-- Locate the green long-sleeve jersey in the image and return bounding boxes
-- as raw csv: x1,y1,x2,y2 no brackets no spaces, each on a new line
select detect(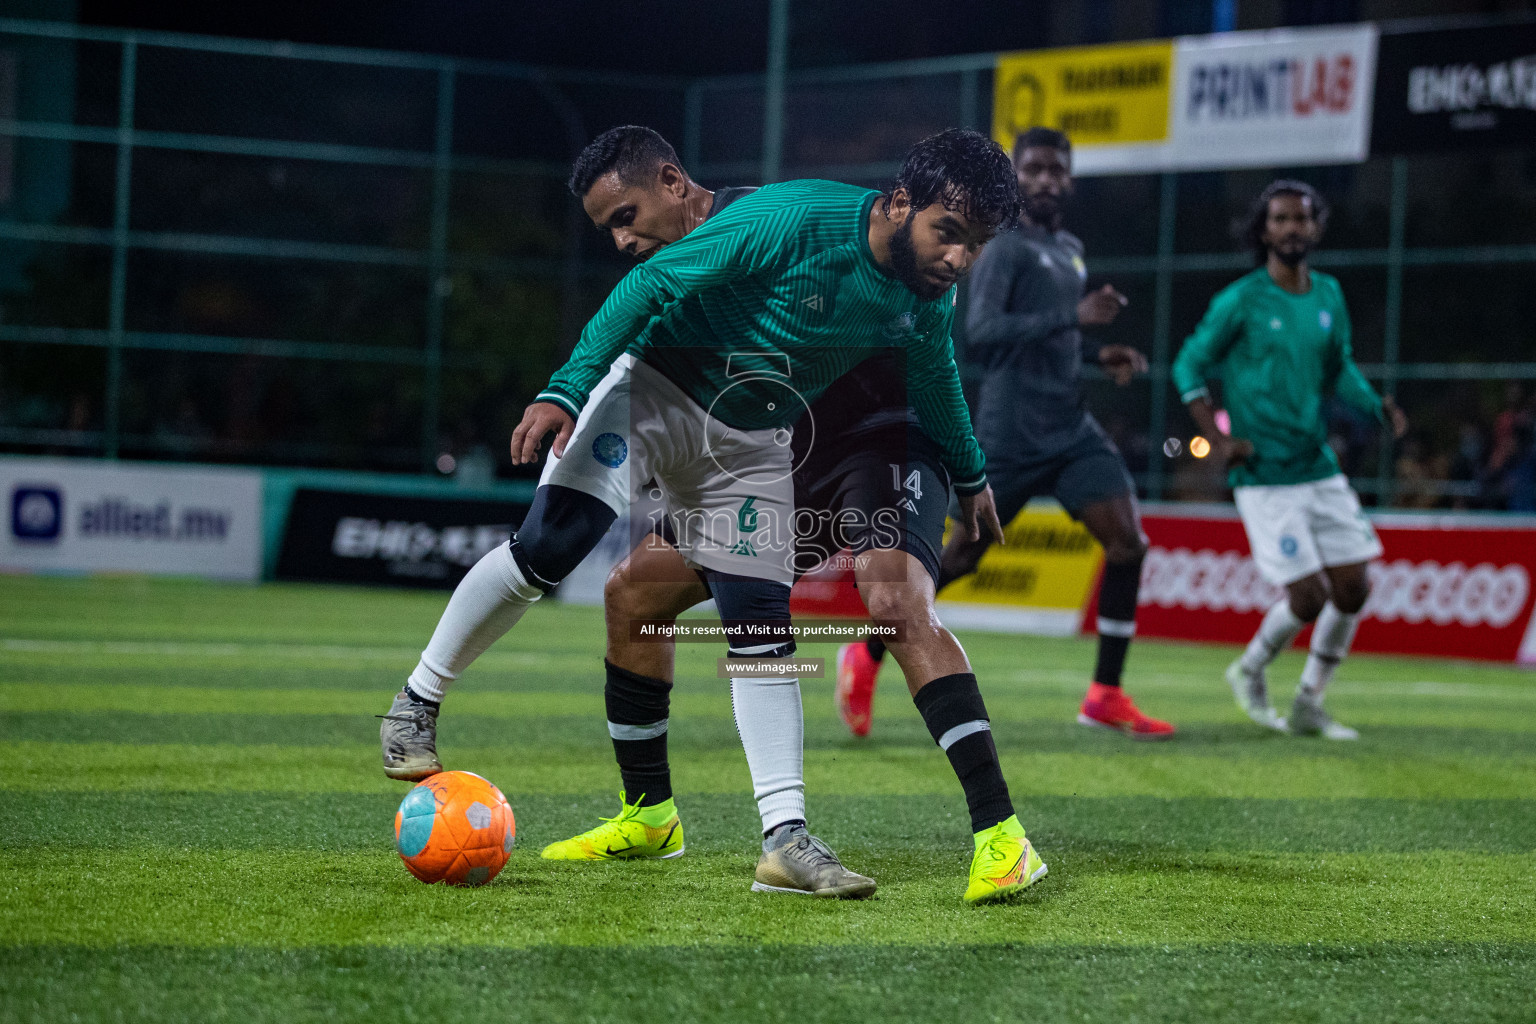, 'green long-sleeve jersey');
1172,267,1385,488
536,179,987,492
